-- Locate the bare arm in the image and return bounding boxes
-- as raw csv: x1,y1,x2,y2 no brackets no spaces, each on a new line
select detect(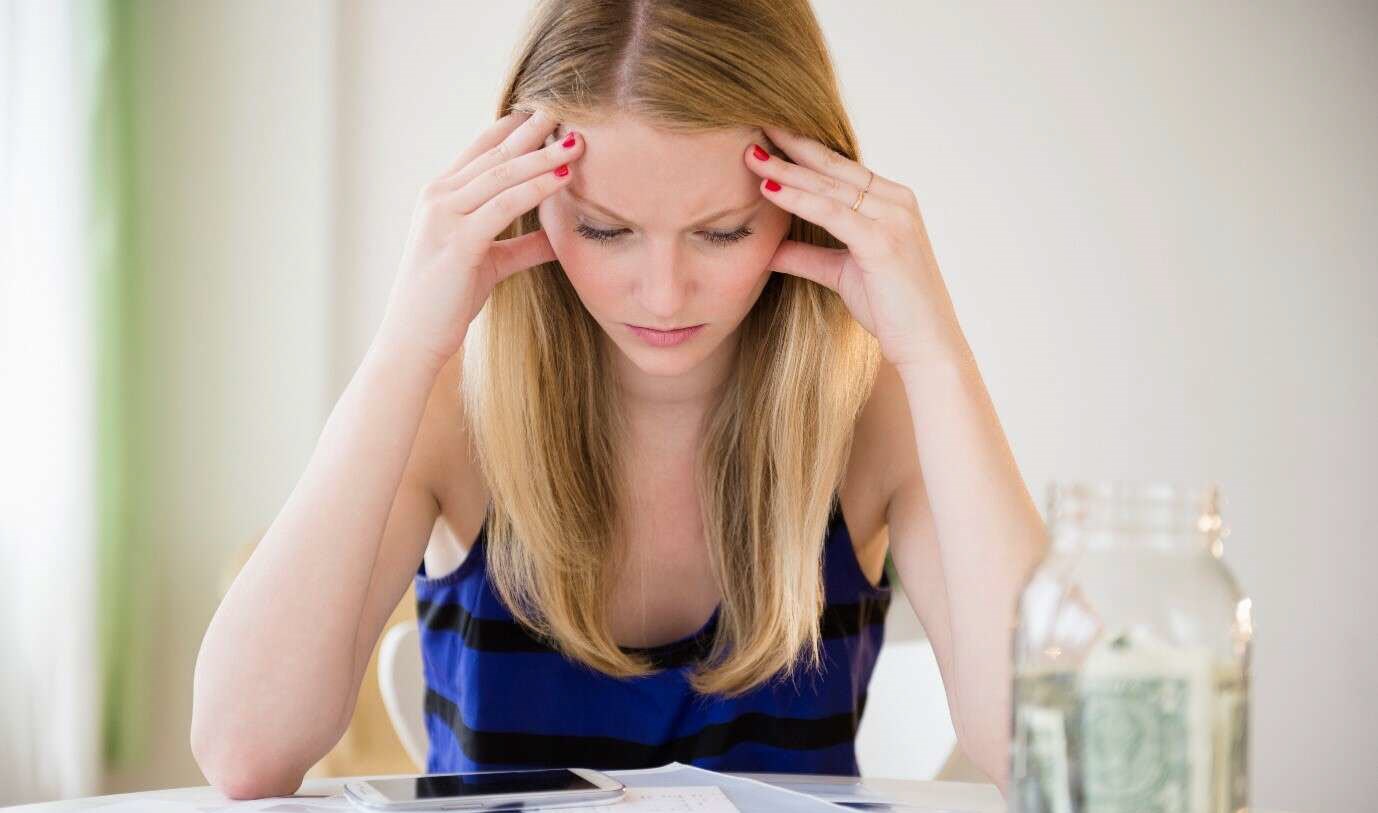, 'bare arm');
189,108,579,799
731,117,1047,793
886,352,1049,795
190,334,447,798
